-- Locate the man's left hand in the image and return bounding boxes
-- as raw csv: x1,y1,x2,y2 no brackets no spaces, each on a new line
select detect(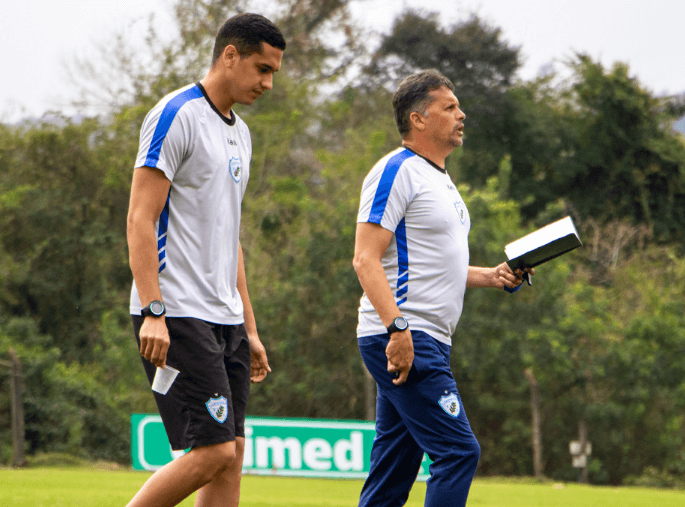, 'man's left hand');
249,335,271,383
